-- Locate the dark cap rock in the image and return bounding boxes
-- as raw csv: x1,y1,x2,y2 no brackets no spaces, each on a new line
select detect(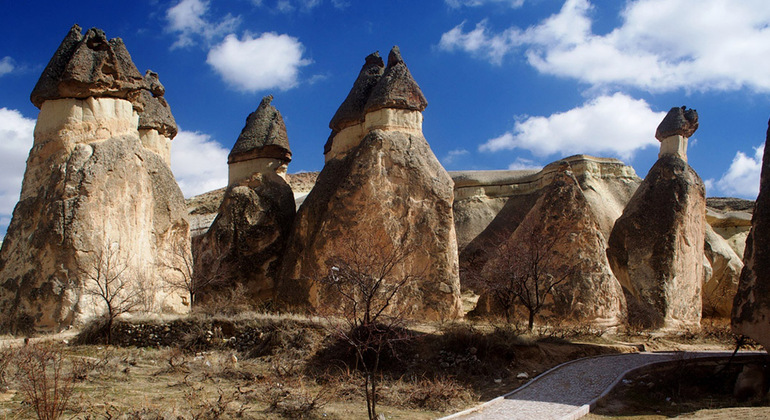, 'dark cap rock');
30,24,145,109
656,106,699,141
137,71,177,139
228,95,292,164
364,46,428,114
329,52,385,132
